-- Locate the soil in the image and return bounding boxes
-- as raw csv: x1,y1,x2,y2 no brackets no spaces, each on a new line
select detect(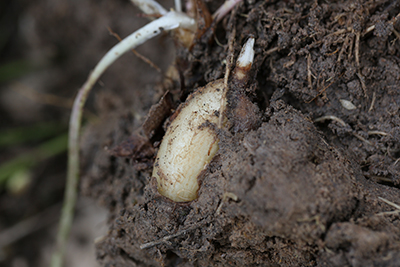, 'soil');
75,0,400,266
